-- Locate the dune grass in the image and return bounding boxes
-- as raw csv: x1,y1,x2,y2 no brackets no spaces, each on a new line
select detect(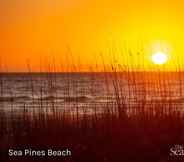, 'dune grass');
0,55,184,161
